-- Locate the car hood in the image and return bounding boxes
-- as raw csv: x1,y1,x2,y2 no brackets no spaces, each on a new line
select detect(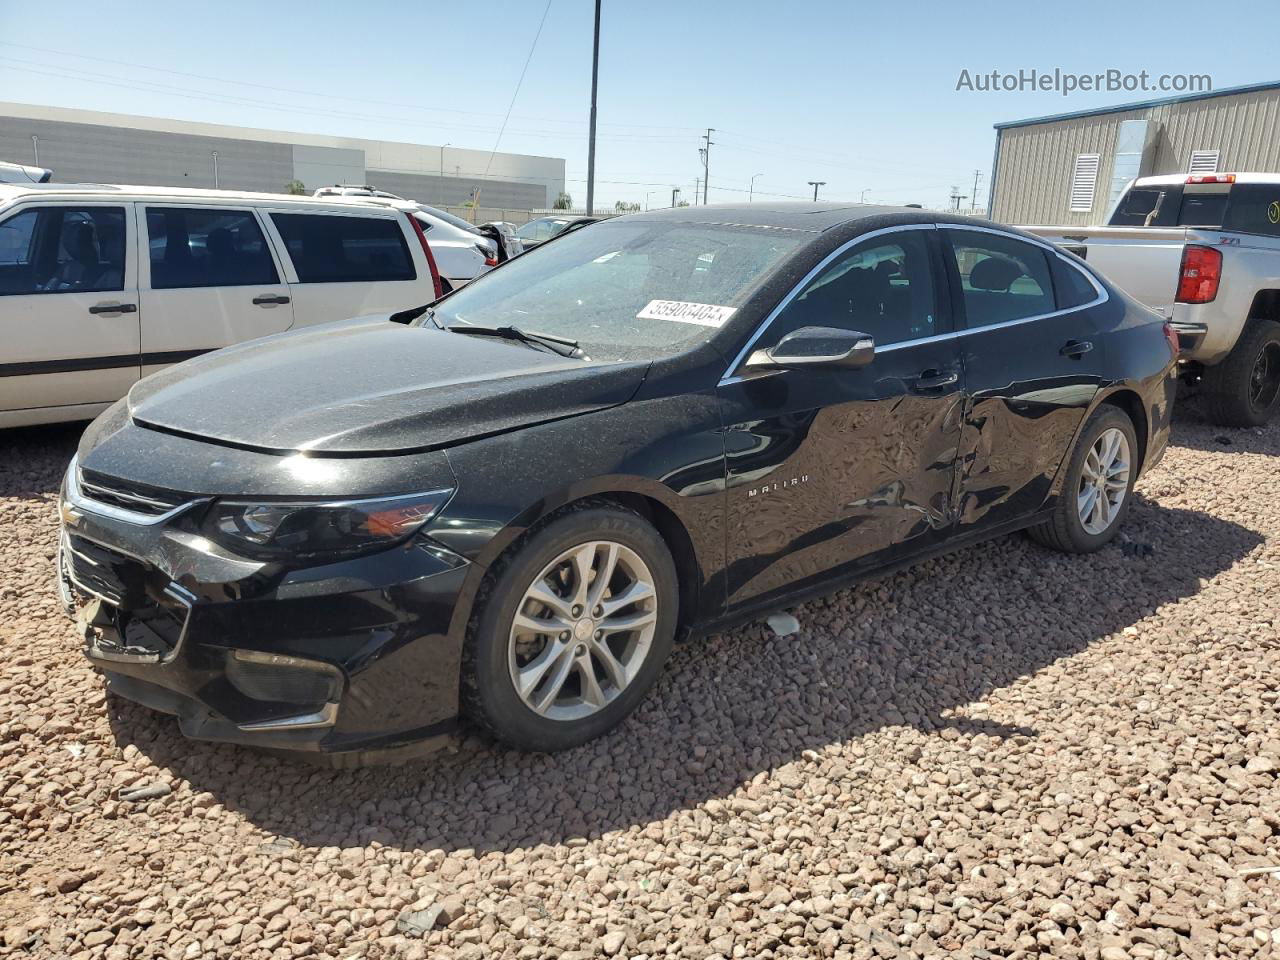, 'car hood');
127,317,649,455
